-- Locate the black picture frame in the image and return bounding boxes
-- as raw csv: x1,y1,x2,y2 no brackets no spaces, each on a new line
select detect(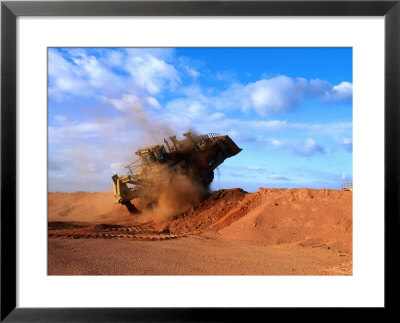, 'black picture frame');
1,0,399,321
